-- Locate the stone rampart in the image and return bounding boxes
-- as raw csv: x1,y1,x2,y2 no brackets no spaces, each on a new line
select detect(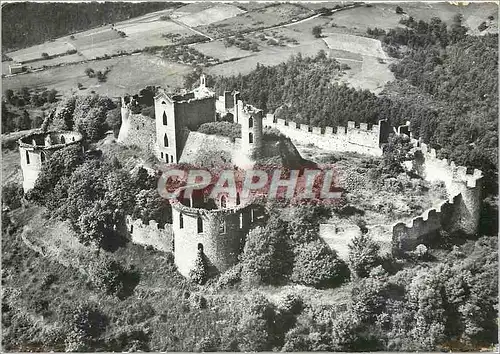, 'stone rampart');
391,140,483,254
117,109,156,153
125,215,173,253
262,114,386,156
